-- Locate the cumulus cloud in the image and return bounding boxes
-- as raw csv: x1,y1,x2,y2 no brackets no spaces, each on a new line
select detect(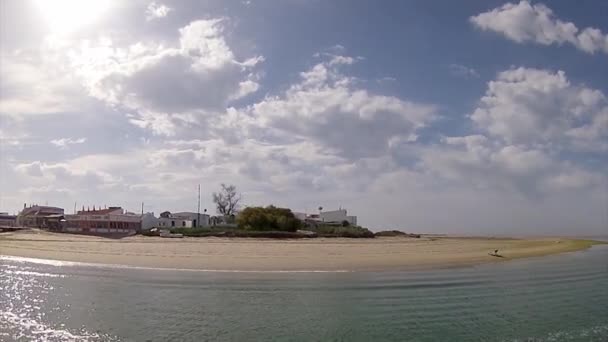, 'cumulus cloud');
50,137,87,148
409,66,607,200
420,136,602,196
66,19,263,135
0,50,85,115
245,55,437,159
14,160,116,186
145,2,172,21
471,1,608,55
470,67,608,150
